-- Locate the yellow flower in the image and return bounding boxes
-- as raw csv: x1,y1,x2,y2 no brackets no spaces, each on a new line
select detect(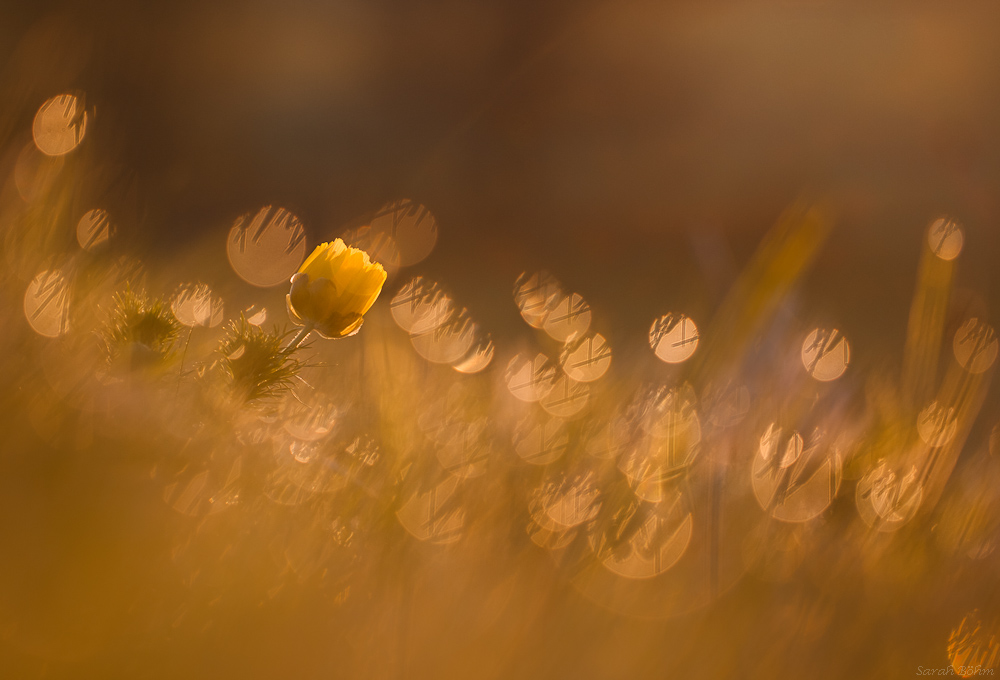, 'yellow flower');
286,239,387,339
